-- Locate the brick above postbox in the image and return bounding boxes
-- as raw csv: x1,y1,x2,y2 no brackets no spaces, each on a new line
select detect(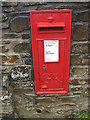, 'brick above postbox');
30,10,72,94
